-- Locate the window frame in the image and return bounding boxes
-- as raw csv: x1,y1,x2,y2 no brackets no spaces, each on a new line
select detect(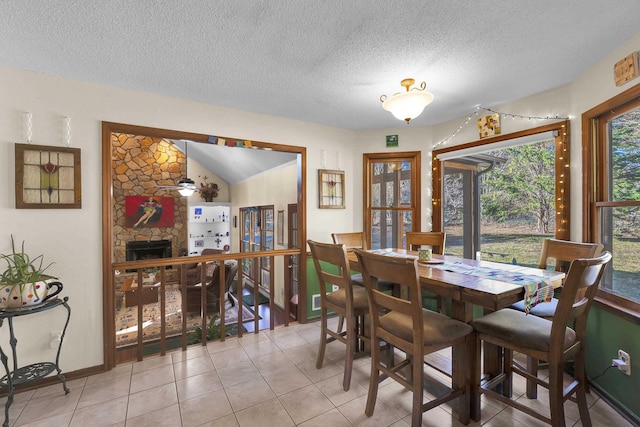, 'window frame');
583,82,640,323
432,121,571,241
363,151,421,249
